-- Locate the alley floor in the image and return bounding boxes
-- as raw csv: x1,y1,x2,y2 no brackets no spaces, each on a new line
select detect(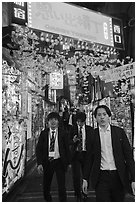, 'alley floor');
4,161,135,202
